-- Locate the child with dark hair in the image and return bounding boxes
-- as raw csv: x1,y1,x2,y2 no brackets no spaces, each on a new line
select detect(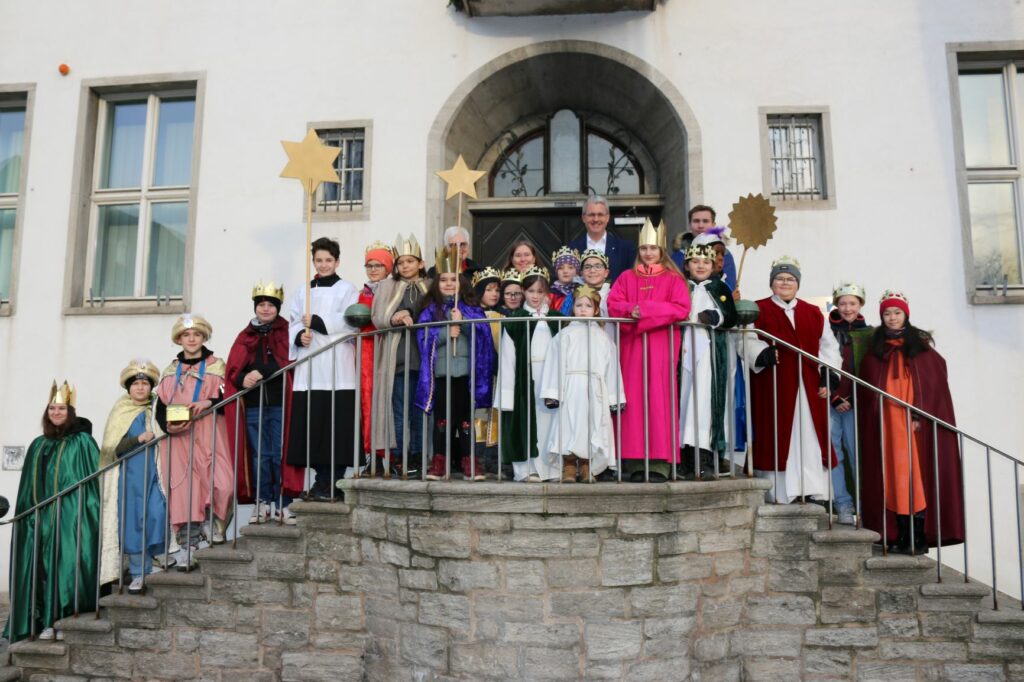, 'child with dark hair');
414,248,495,481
